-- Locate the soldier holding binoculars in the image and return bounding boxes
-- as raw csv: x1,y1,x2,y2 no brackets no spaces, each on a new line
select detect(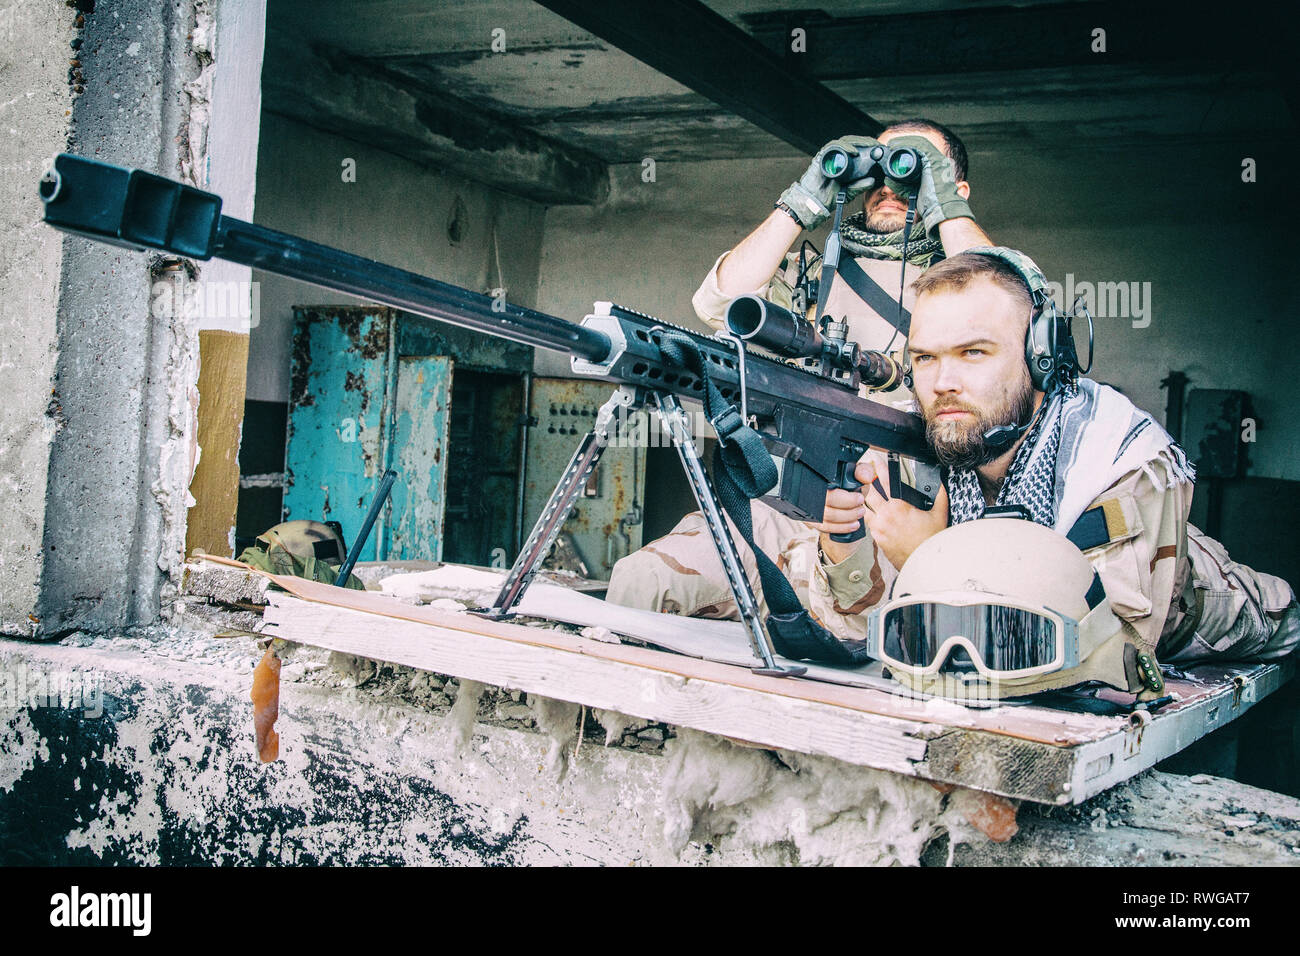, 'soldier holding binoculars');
691,118,994,363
